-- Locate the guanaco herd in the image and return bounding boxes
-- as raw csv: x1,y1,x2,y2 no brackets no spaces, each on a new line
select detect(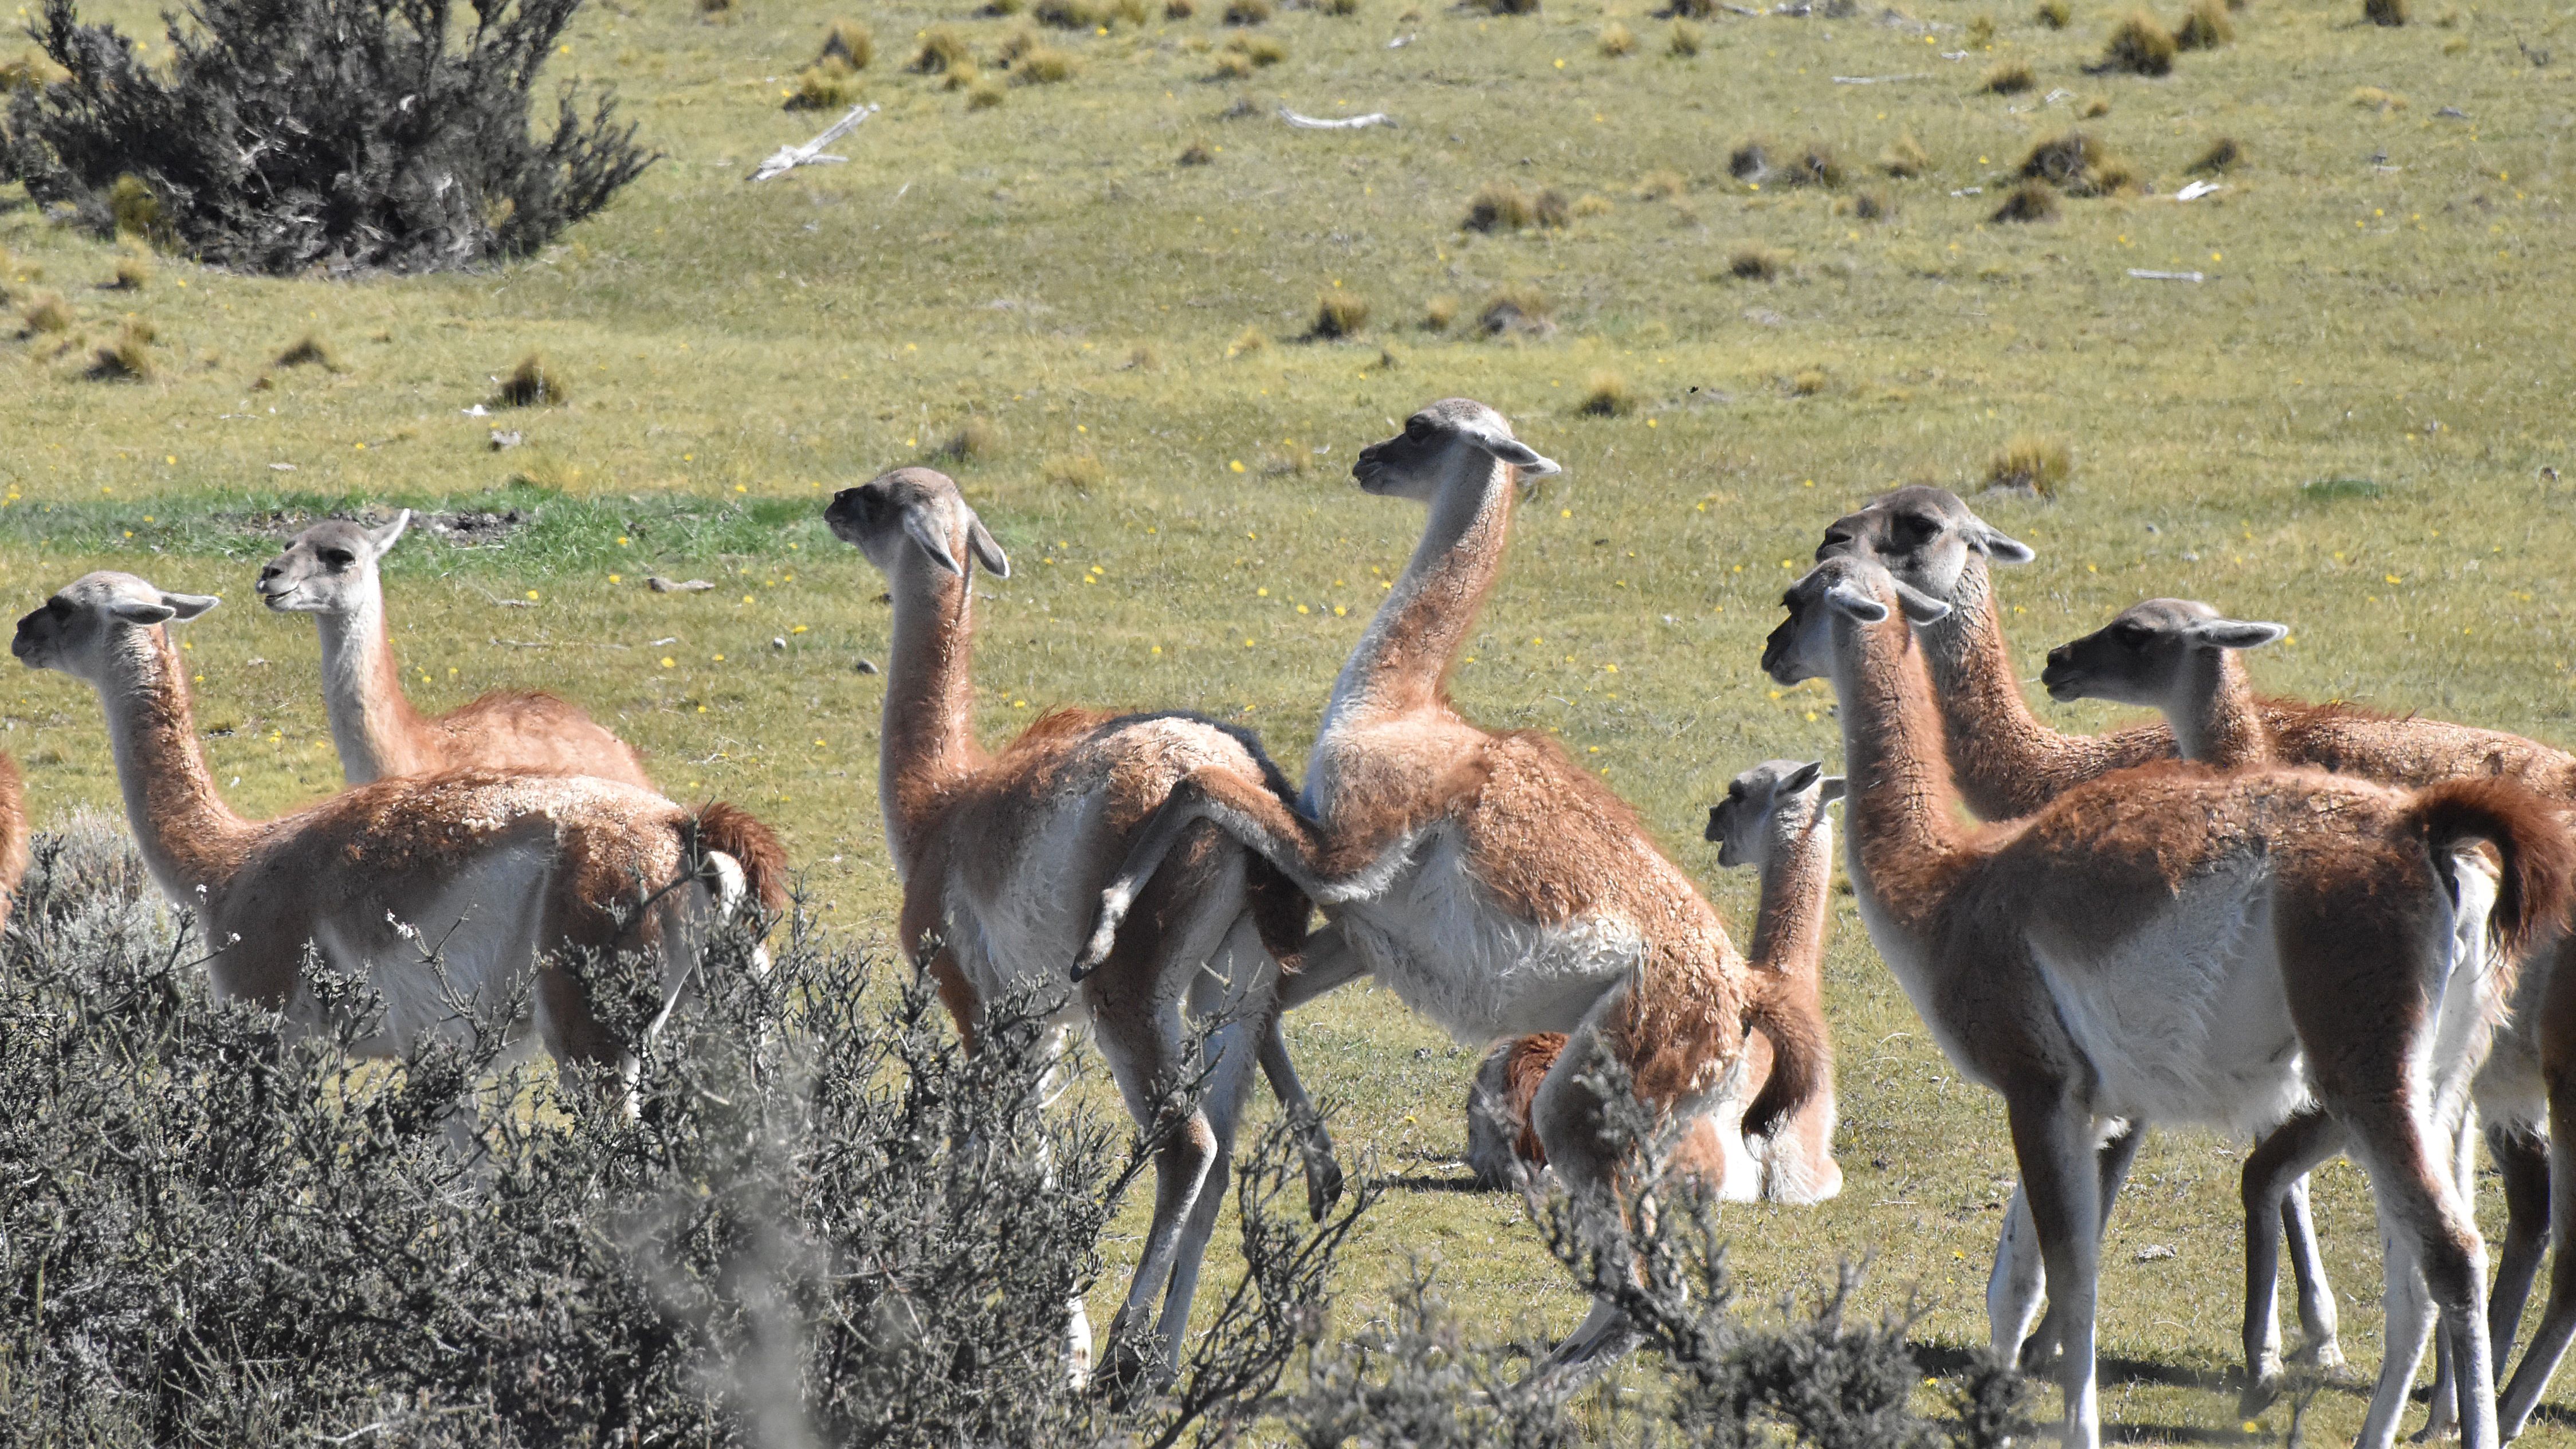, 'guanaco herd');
3,398,2575,1446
